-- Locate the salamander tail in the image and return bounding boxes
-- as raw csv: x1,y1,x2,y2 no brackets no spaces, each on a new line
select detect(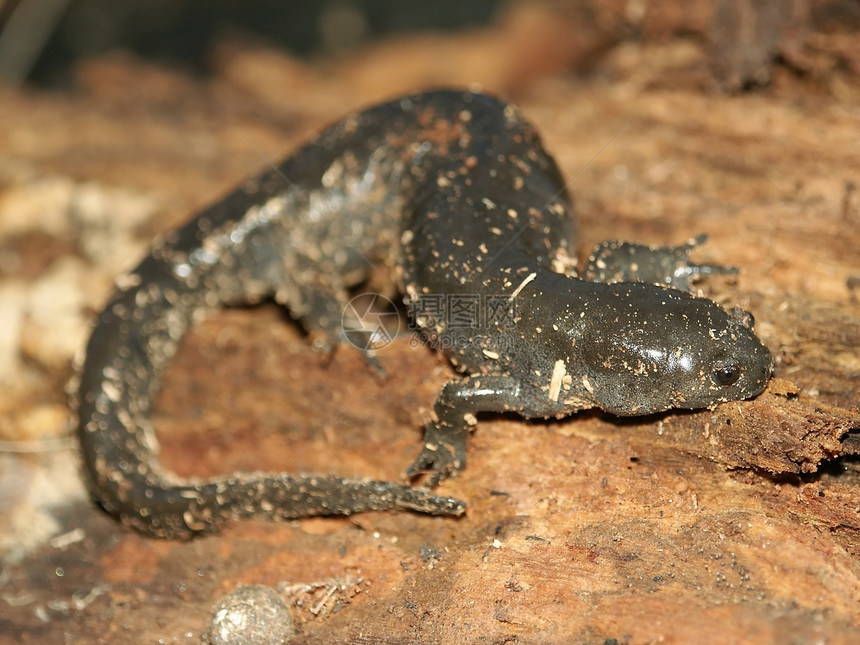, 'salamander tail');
98,474,465,539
